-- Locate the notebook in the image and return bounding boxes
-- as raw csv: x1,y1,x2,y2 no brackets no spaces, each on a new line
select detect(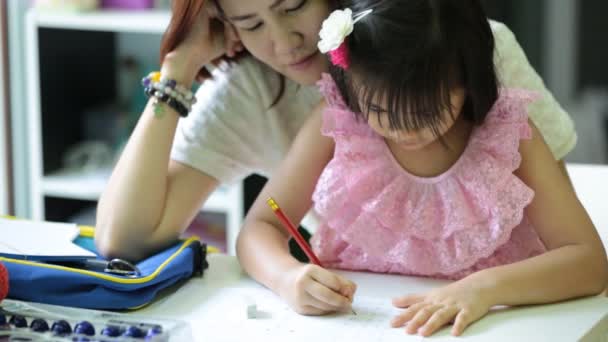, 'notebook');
0,218,96,261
